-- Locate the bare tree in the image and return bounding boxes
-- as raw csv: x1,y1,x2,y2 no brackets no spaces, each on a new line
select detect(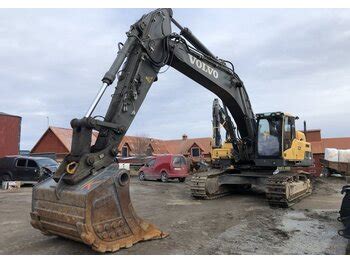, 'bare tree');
133,134,151,158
